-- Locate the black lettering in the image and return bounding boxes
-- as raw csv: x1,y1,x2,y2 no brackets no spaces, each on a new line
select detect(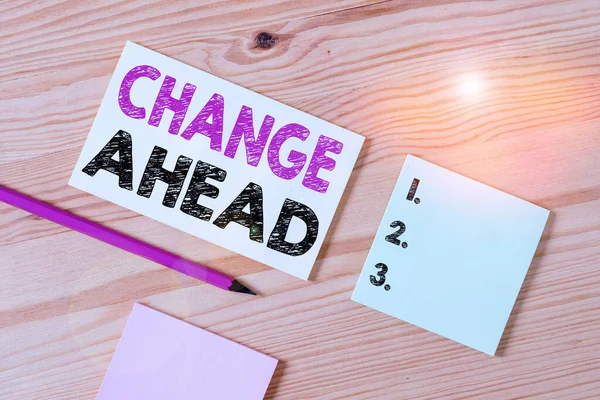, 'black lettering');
213,182,264,242
267,199,319,256
137,146,192,207
180,160,226,221
82,130,133,190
